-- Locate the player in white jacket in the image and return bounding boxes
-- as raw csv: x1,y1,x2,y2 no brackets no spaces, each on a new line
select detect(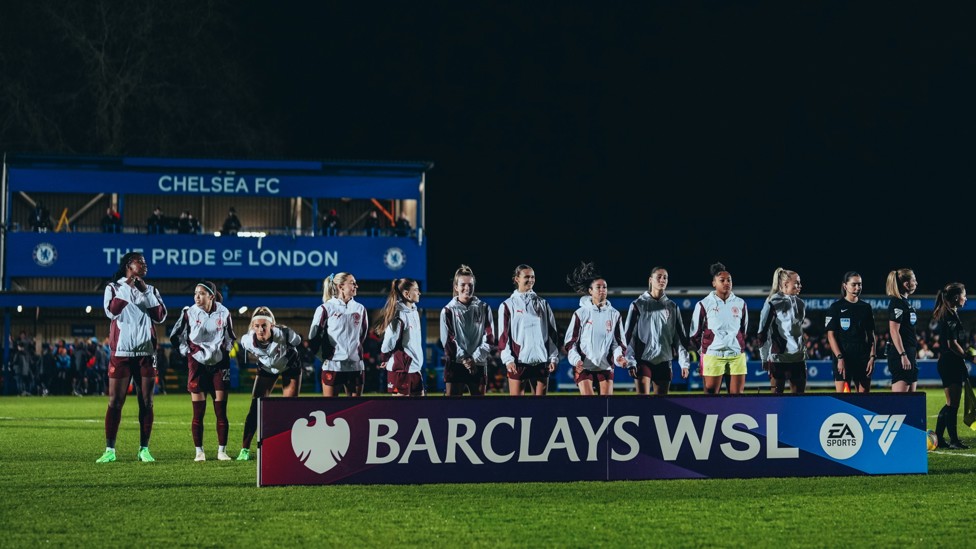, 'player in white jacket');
755,268,807,394
497,264,560,396
624,266,693,395
563,262,628,395
688,262,749,395
376,278,424,396
440,265,495,396
236,307,304,461
96,252,167,464
308,272,368,397
169,281,237,461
